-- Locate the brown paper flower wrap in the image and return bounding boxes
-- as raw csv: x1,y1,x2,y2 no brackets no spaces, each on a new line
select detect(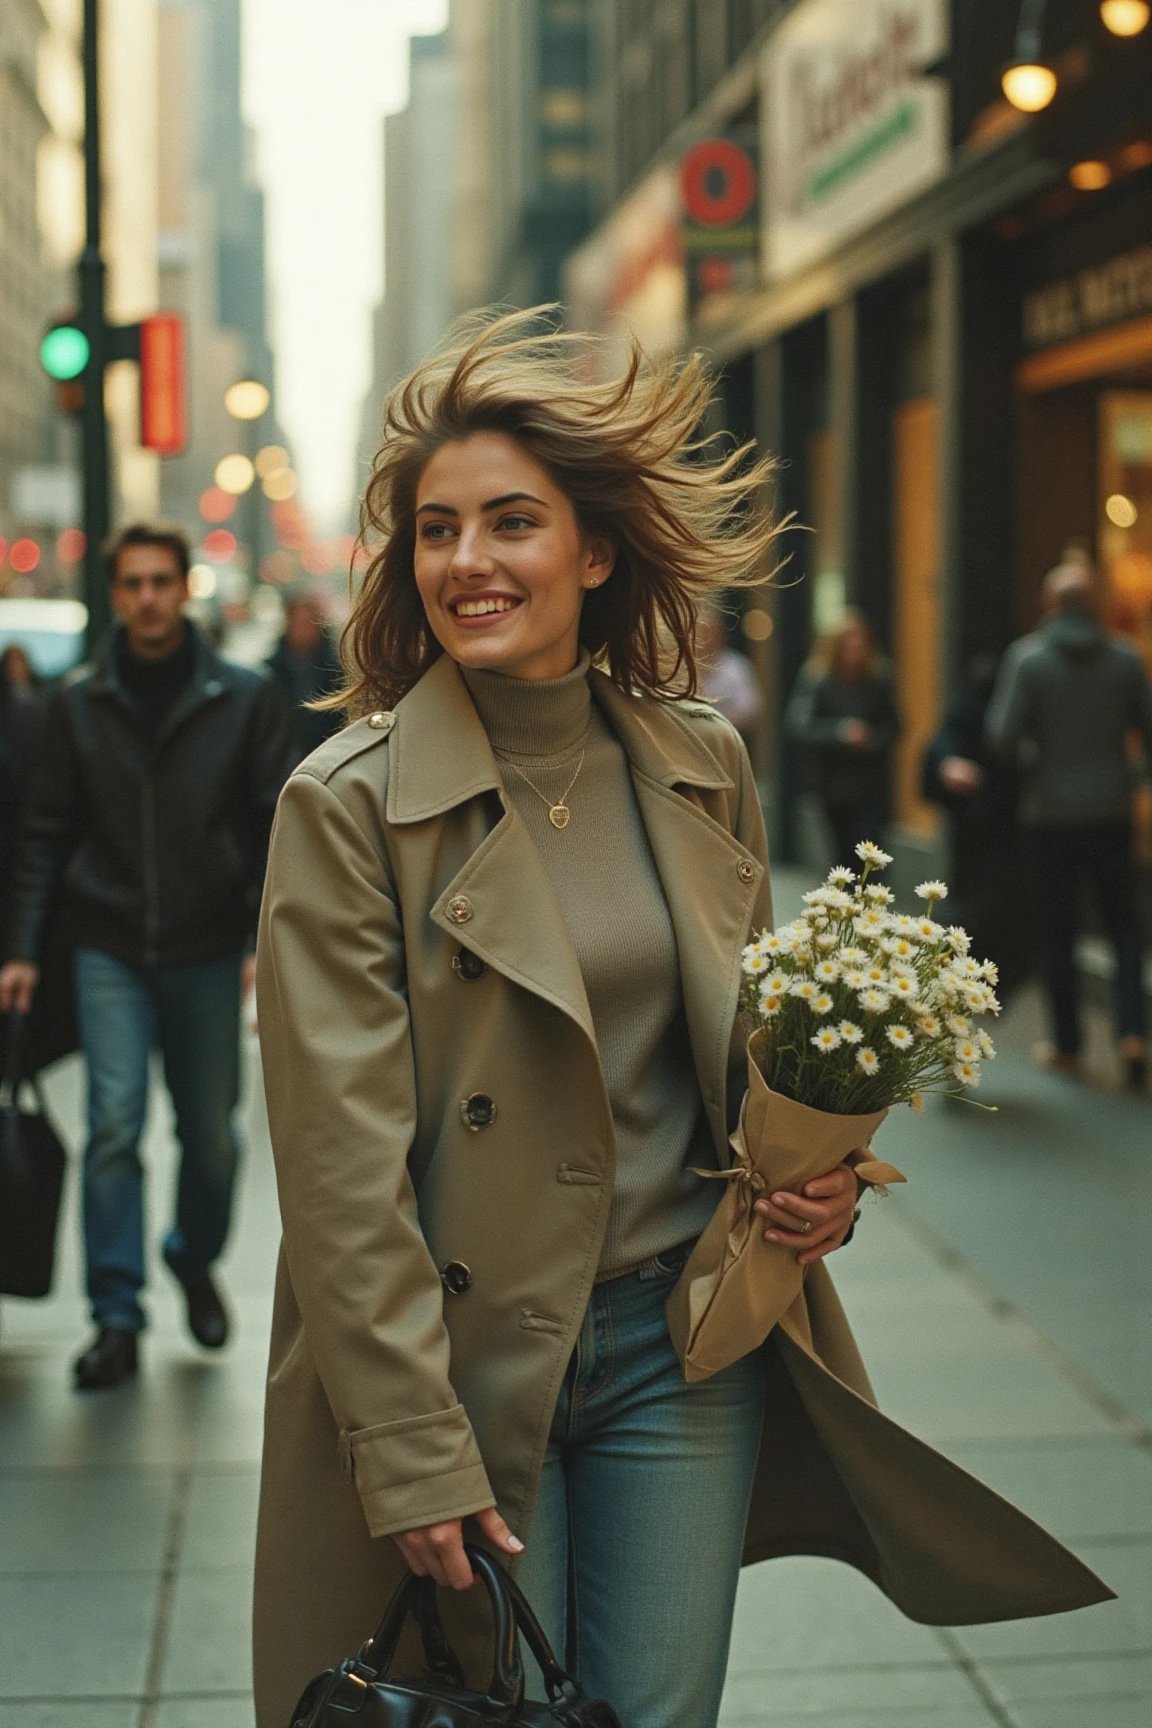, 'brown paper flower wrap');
666,1040,904,1383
